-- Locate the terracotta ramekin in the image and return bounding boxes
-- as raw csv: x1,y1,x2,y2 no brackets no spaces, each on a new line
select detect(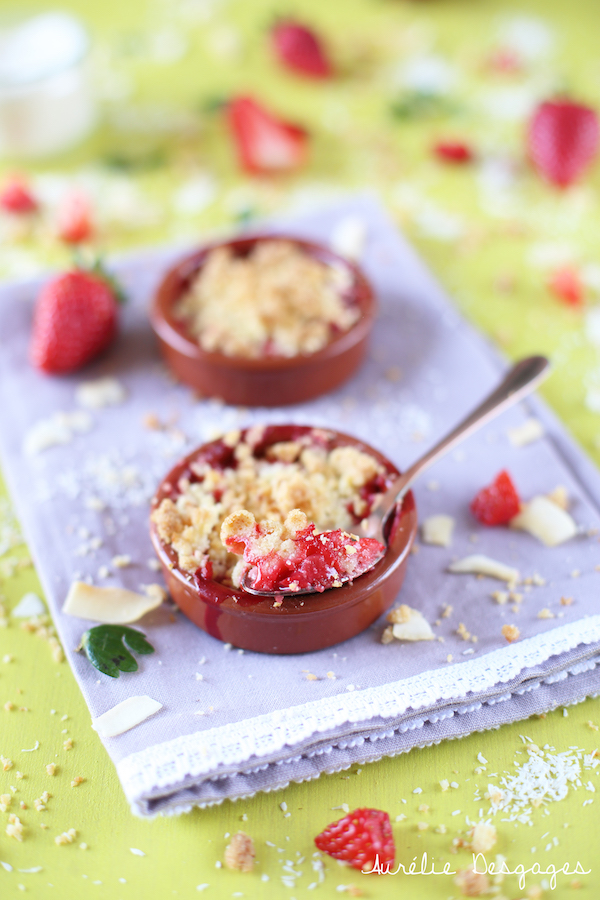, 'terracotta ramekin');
149,425,418,654
149,235,376,407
